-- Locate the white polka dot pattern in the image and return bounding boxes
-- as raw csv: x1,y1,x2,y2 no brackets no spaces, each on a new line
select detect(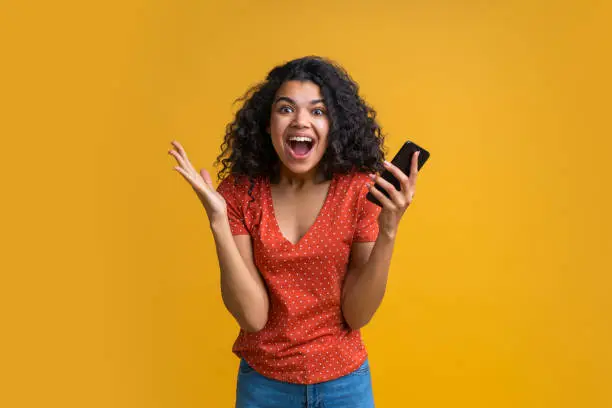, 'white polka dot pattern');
216,172,381,384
